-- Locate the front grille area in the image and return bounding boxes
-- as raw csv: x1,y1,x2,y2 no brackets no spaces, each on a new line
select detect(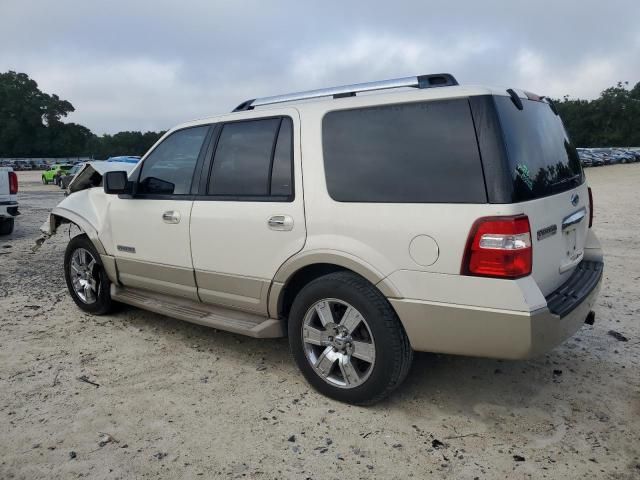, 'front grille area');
545,260,603,317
